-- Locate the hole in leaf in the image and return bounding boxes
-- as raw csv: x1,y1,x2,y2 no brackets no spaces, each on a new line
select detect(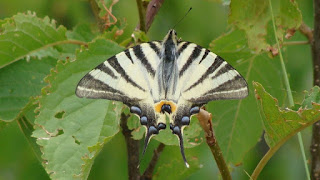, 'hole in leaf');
55,111,65,119
57,129,64,136
72,136,81,145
